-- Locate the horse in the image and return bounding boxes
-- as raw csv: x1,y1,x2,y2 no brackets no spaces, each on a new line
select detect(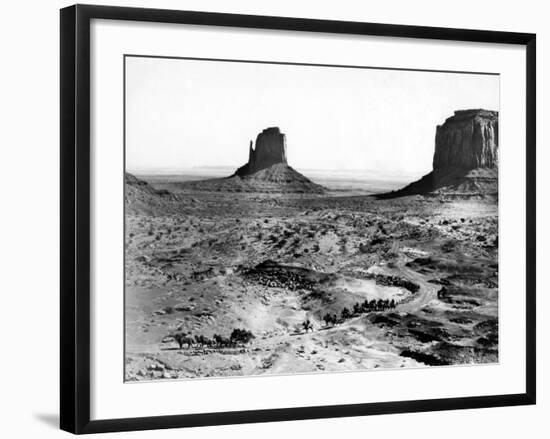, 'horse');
174,332,194,349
